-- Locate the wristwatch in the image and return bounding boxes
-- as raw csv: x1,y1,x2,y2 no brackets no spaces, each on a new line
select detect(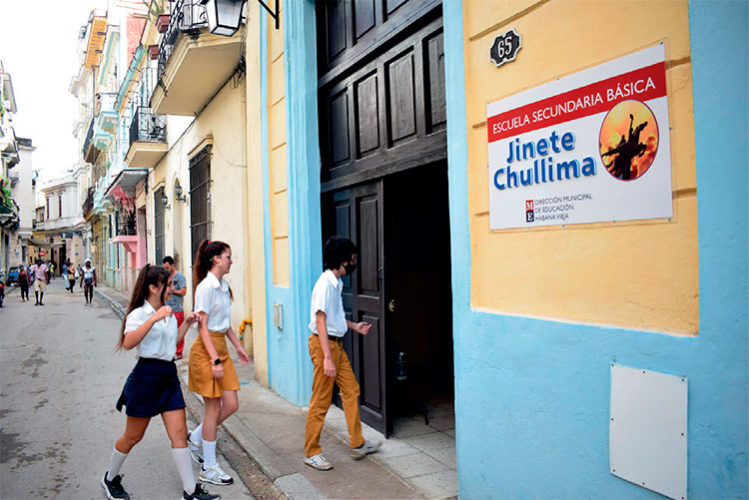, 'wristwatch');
212,358,221,366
